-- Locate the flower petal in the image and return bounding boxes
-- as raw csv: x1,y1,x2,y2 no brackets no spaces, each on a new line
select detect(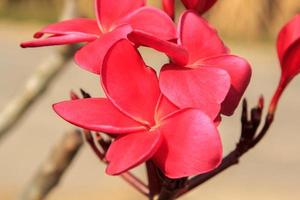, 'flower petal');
102,39,160,126
74,25,132,74
95,0,145,31
118,7,177,41
178,11,228,64
21,34,97,48
181,0,217,15
106,130,162,175
20,18,100,48
159,64,231,119
282,39,300,78
34,18,101,37
198,55,252,115
128,30,189,66
153,108,222,178
53,98,146,134
155,94,179,122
